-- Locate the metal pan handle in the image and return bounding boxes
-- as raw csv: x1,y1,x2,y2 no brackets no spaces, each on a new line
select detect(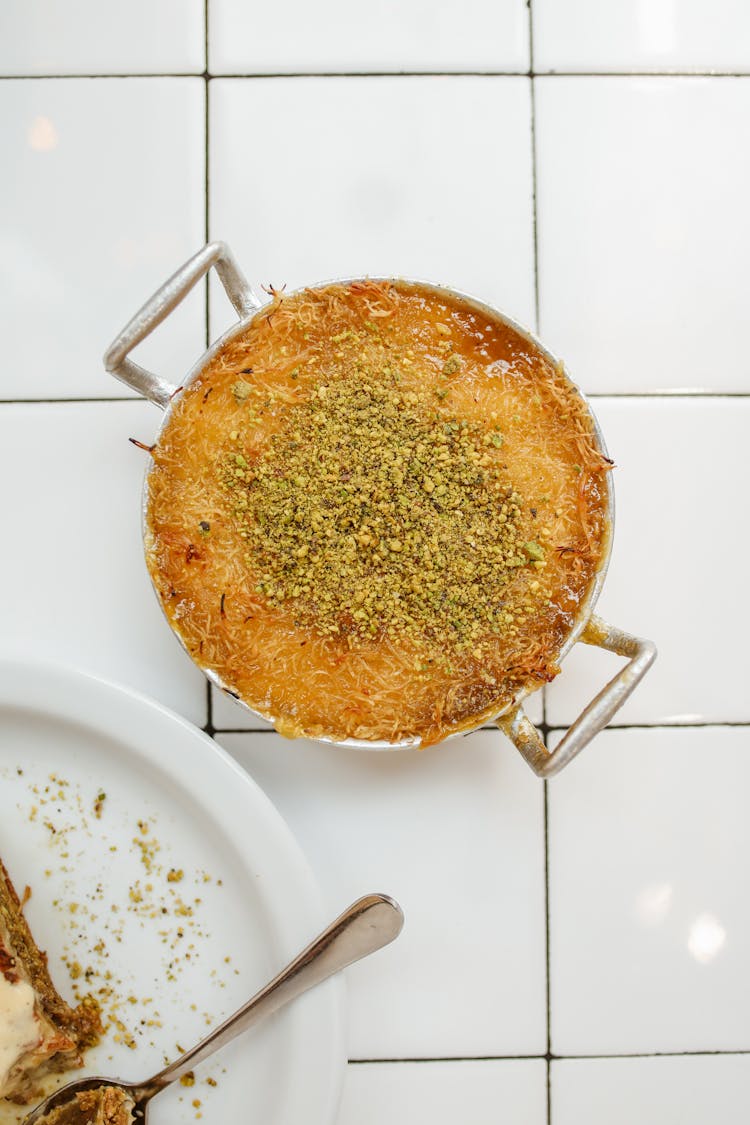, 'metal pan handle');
103,241,262,408
497,615,656,778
